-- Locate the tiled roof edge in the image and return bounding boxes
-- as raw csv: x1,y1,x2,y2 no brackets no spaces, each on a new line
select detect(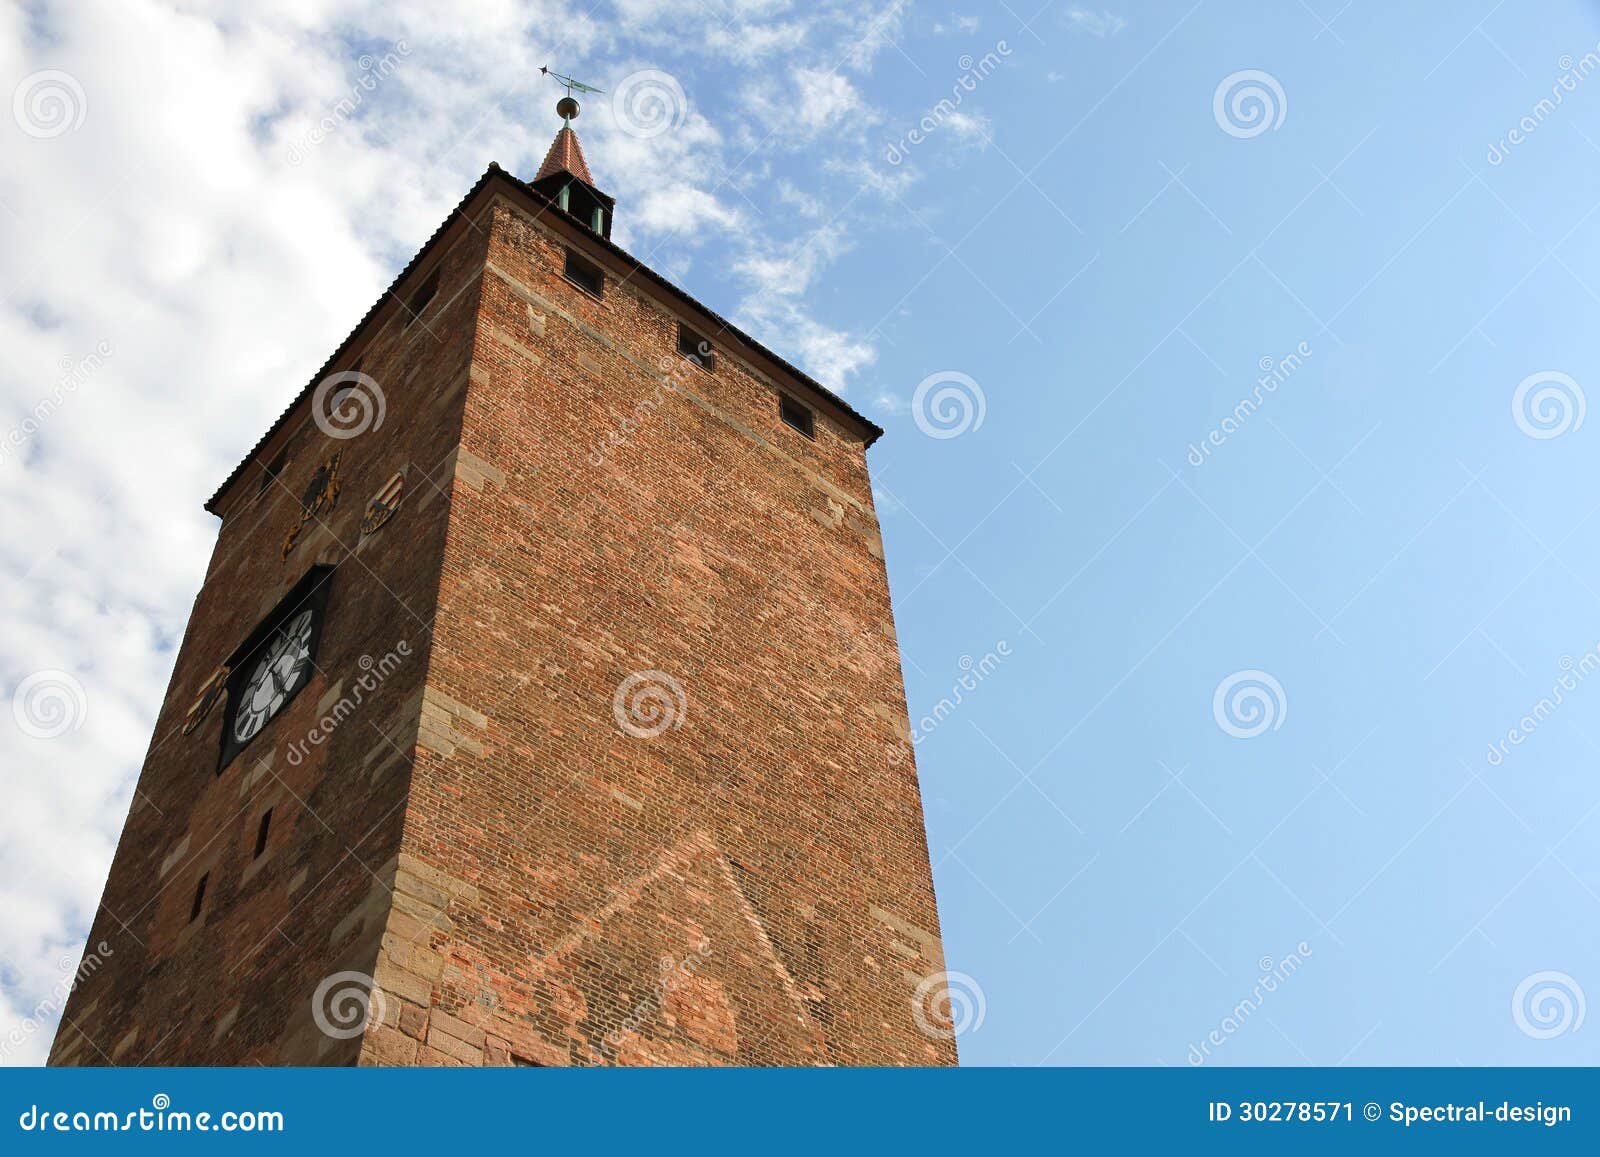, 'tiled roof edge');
203,164,884,516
